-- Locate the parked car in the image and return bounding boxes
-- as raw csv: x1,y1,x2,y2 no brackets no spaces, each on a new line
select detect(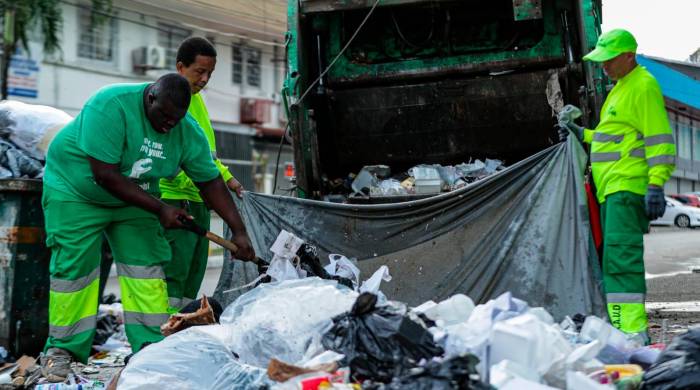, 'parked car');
670,193,700,208
650,197,700,228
